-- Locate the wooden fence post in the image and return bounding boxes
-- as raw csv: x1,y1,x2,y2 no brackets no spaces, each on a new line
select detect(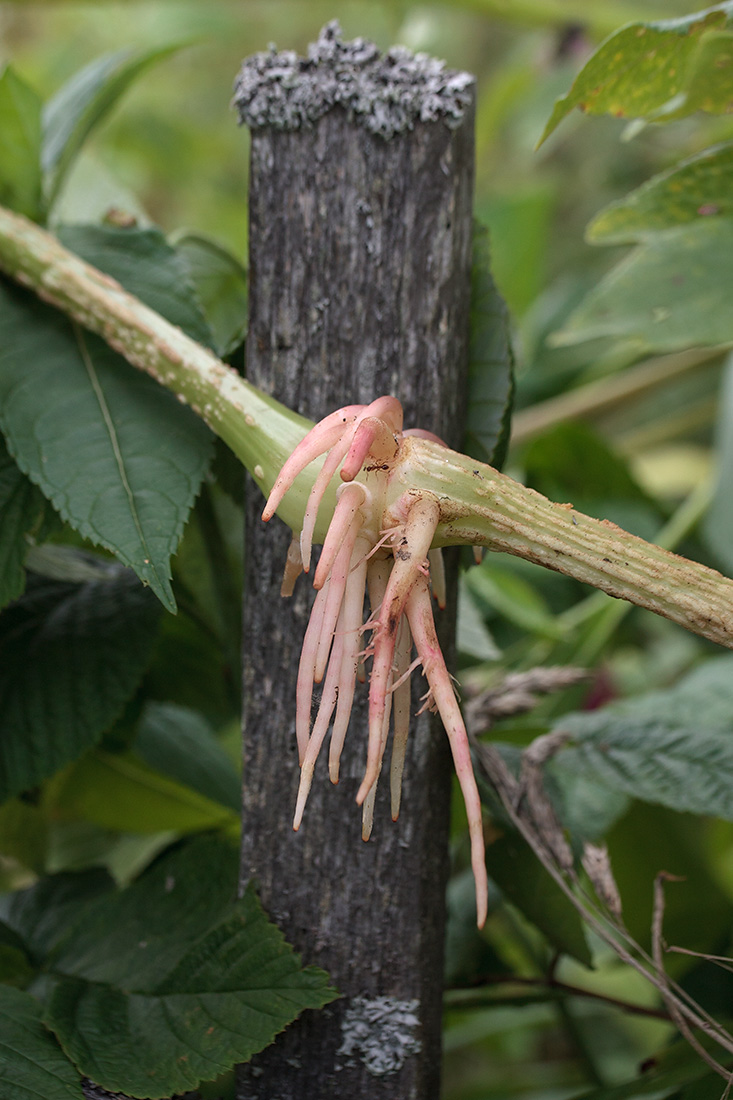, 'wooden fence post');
235,23,475,1099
